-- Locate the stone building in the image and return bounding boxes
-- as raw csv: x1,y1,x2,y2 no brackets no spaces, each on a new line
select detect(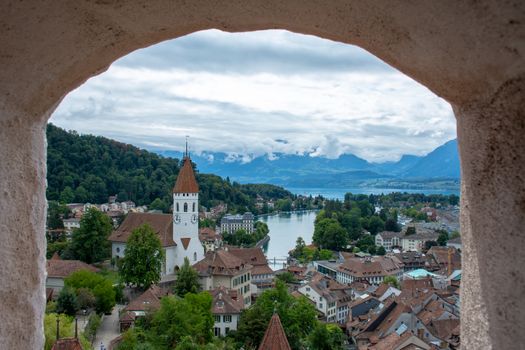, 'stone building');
220,212,255,234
